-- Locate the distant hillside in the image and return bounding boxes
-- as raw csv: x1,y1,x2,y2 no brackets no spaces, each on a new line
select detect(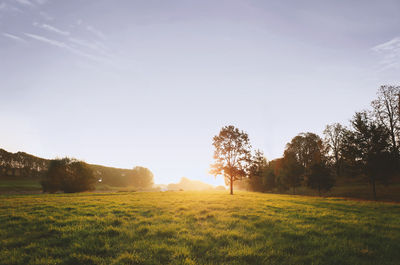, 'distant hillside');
167,177,225,191
0,149,49,178
0,148,153,188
